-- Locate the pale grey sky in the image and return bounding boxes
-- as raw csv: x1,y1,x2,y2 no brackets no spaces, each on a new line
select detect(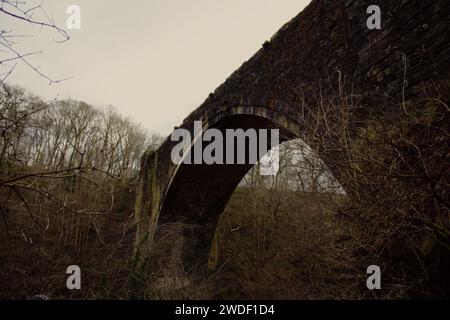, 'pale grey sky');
4,0,310,135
